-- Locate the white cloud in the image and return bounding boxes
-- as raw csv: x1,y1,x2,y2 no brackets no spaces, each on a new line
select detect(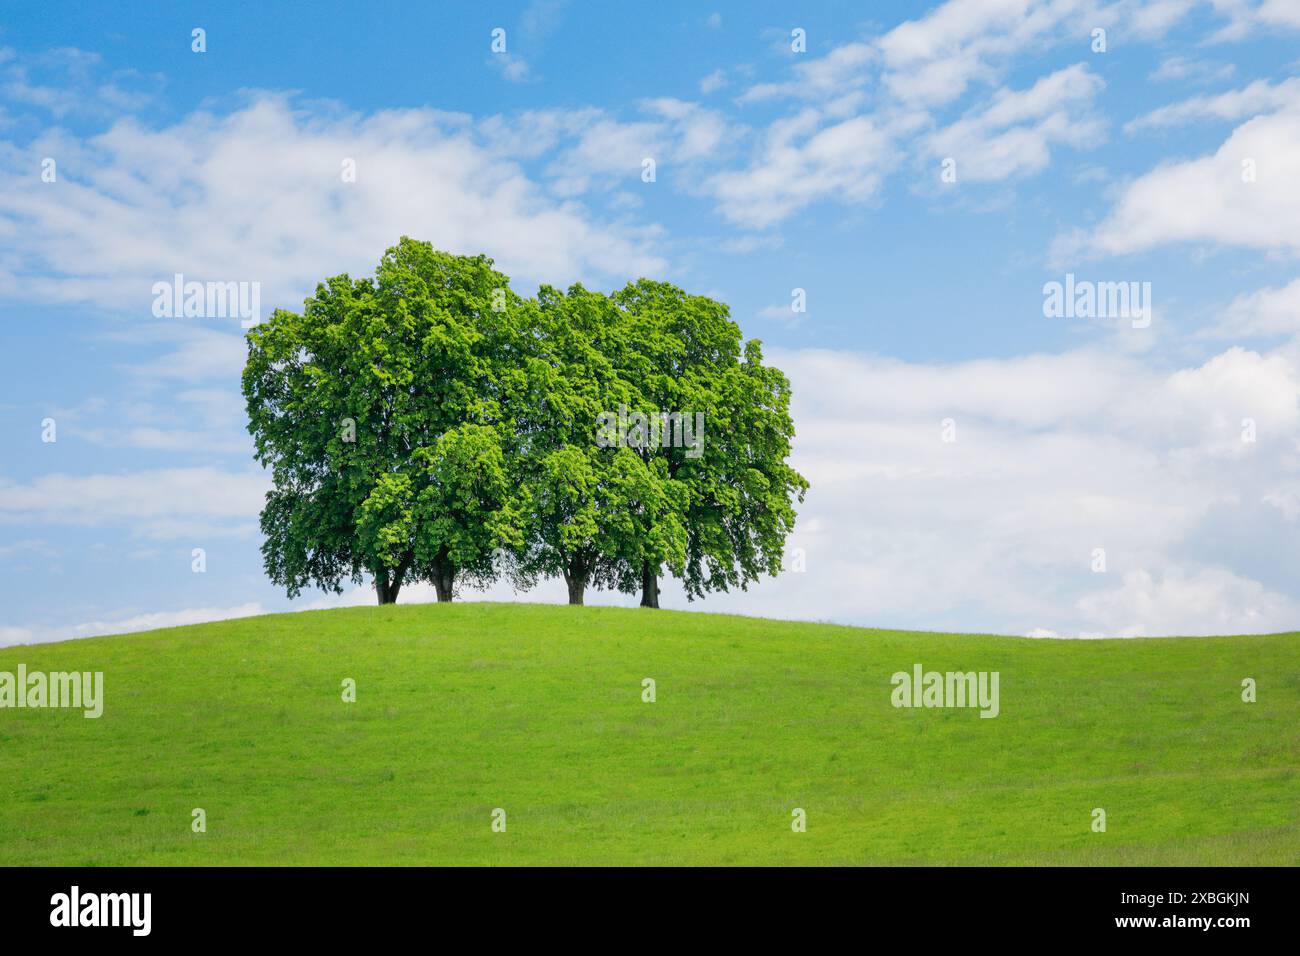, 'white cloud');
700,69,727,94
757,302,803,327
1128,0,1198,37
718,3,1140,227
483,0,571,84
0,45,162,120
1078,567,1297,636
1258,0,1300,27
657,342,1300,637
0,467,269,539
872,0,1157,109
0,626,35,645
122,324,249,383
26,323,255,457
1079,106,1300,256
1204,0,1300,39
740,42,875,103
1125,77,1300,132
480,99,738,199
0,538,55,559
875,0,1034,107
1209,278,1300,337
489,54,532,83
927,63,1106,181
1147,55,1234,84
0,94,667,316
1,602,268,647
706,110,898,228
